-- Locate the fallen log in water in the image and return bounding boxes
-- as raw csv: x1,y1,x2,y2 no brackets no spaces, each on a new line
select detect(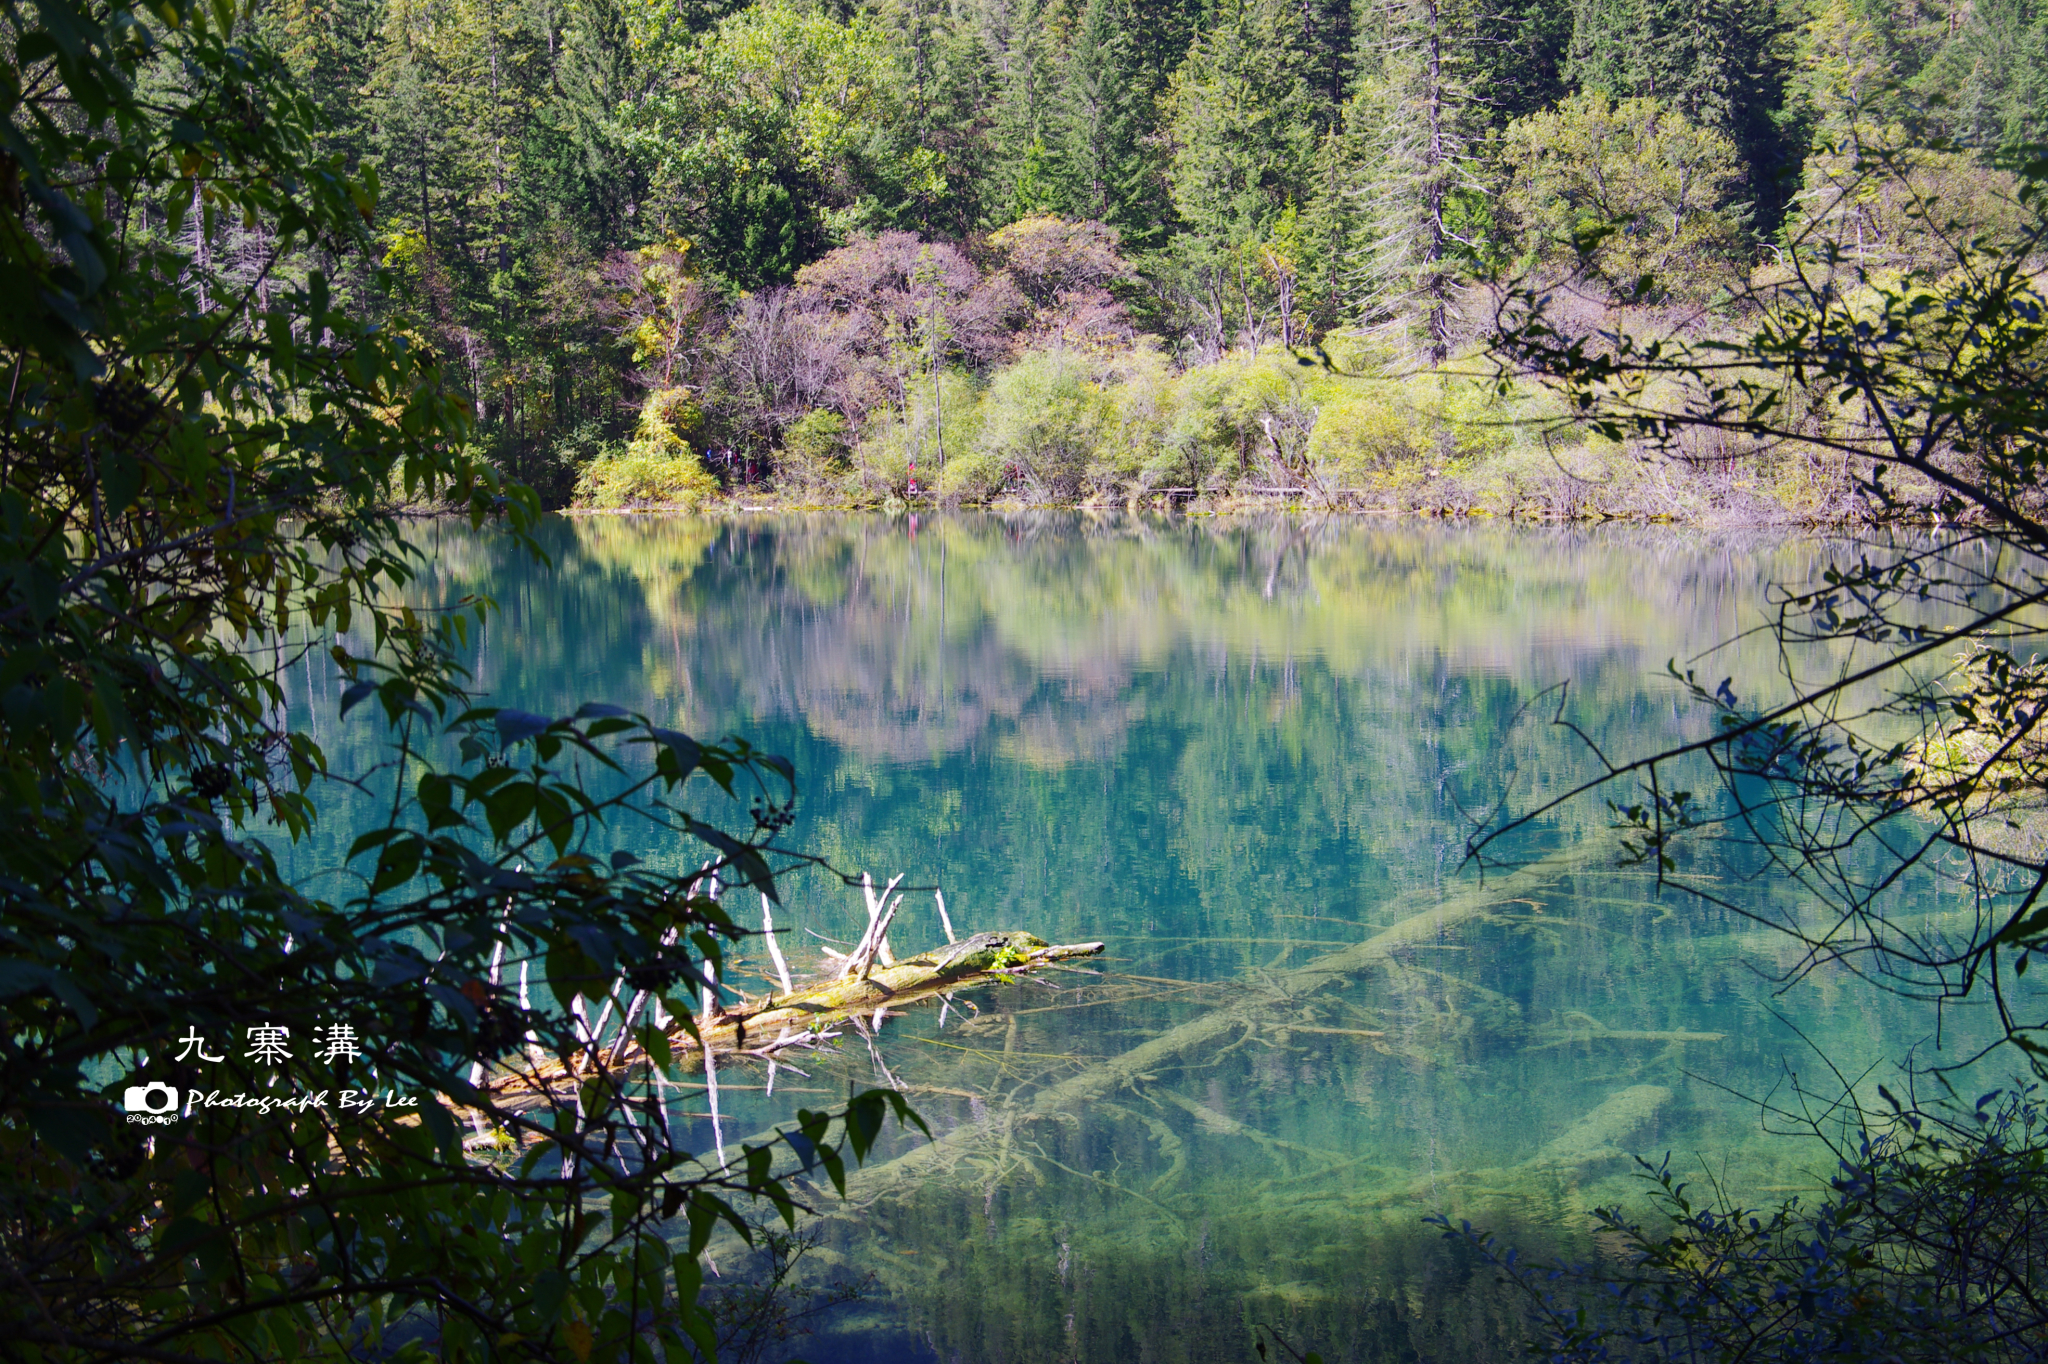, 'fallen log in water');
689,932,1107,1056
1249,1082,1677,1217
824,846,1600,1206
483,931,1104,1111
1525,1026,1725,1051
